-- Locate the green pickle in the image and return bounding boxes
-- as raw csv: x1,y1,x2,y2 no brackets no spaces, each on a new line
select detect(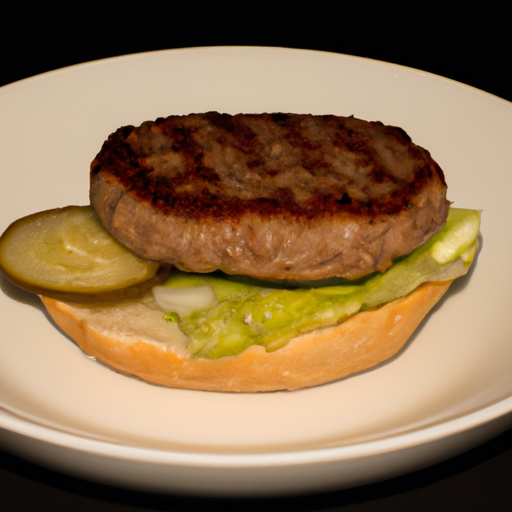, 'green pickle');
0,206,162,302
162,208,481,359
